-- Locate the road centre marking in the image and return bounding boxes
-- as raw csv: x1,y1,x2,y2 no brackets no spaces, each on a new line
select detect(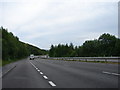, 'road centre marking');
102,71,120,76
29,61,57,87
40,72,43,74
37,70,40,72
43,75,48,79
48,81,56,87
